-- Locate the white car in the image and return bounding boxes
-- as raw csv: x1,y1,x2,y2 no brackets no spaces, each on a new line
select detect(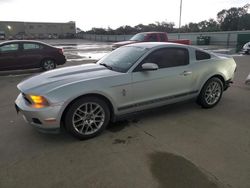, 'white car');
246,73,250,85
15,42,237,139
242,41,250,54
